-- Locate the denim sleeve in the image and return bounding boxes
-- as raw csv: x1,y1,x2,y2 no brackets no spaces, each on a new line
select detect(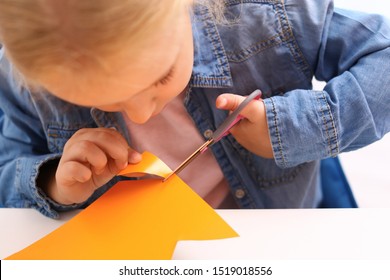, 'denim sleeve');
0,49,83,218
264,1,390,168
